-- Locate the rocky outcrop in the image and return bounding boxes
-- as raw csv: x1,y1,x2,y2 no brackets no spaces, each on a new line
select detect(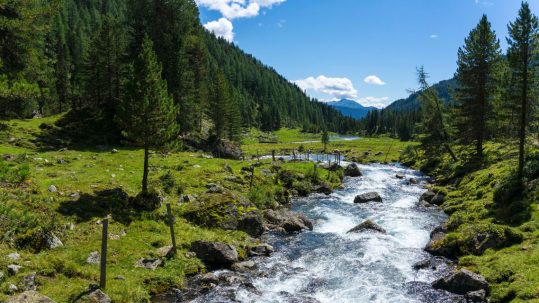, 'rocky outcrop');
213,139,242,160
424,226,456,257
190,241,239,269
344,163,362,177
432,269,489,296
347,220,386,234
354,192,382,203
237,214,265,237
263,208,313,233
6,291,56,303
135,258,163,270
